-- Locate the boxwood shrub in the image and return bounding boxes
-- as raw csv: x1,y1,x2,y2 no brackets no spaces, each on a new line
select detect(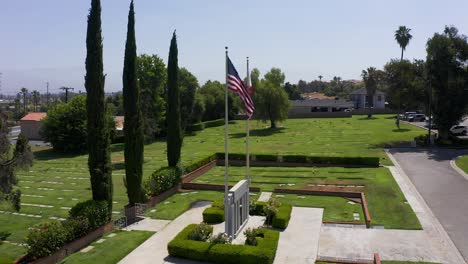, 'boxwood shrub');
254,154,278,162
69,200,108,230
168,224,279,264
26,221,68,259
144,167,182,196
272,204,292,229
203,207,224,223
184,153,217,173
